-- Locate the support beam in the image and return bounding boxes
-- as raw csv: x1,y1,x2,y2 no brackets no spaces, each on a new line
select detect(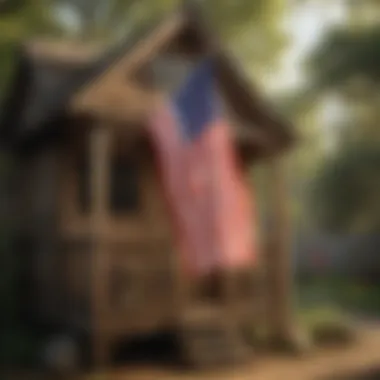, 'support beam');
71,81,160,124
89,124,112,367
71,12,184,112
264,155,296,346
